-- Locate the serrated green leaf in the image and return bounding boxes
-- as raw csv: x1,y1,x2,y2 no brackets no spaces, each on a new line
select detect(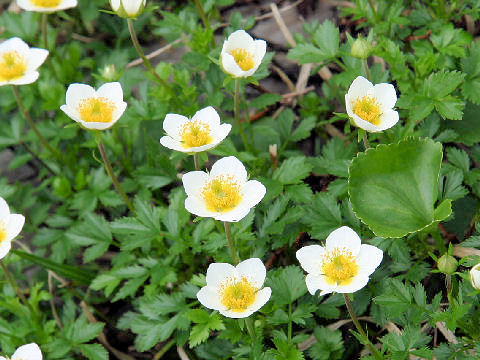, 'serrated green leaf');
273,156,312,185
78,344,108,360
